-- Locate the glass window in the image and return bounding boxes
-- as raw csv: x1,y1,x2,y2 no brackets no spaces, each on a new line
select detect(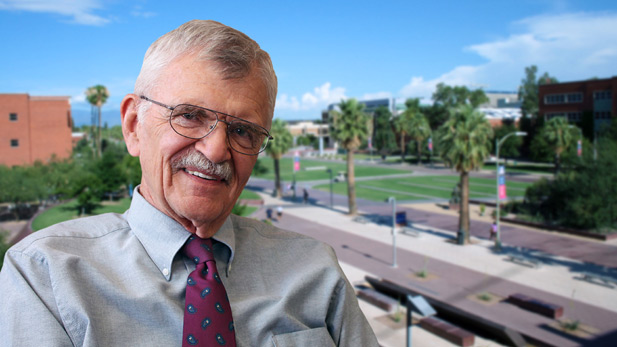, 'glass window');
10,139,19,147
9,113,17,121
